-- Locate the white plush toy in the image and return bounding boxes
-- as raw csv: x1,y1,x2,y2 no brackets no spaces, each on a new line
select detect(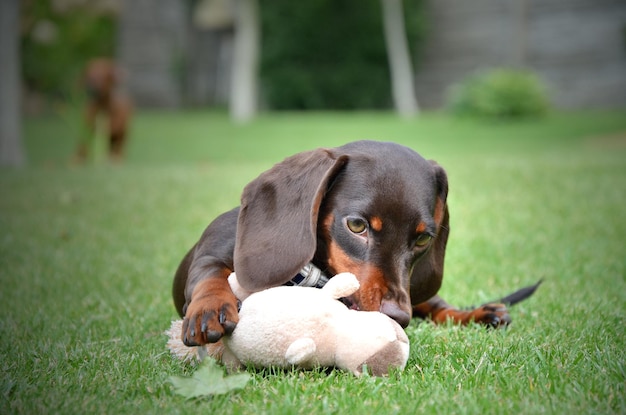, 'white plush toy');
166,272,410,376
